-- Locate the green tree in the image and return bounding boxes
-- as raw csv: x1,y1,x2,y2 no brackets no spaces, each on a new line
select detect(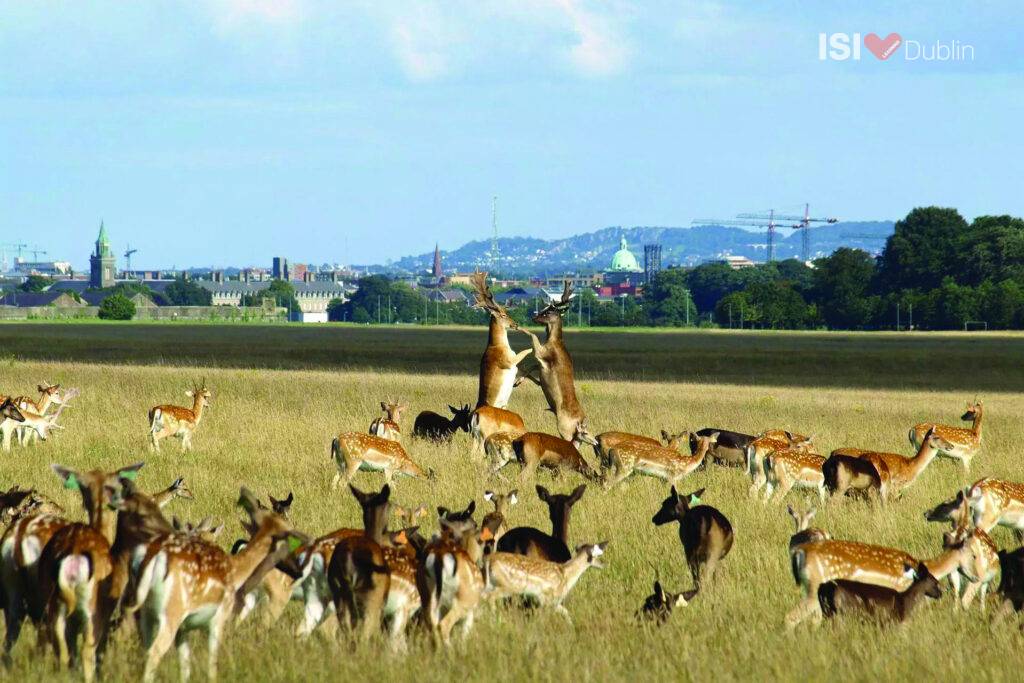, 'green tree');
978,279,1024,329
879,207,969,292
956,215,1024,287
242,279,299,312
646,268,697,326
812,248,879,329
326,298,346,322
685,263,742,313
164,277,213,306
98,293,136,320
774,259,815,292
746,281,814,329
714,290,756,328
927,277,980,329
20,275,52,292
340,275,430,324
